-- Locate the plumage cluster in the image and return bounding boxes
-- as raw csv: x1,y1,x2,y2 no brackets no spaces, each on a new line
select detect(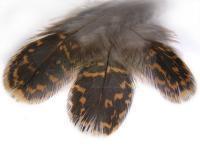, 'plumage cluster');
3,0,196,135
